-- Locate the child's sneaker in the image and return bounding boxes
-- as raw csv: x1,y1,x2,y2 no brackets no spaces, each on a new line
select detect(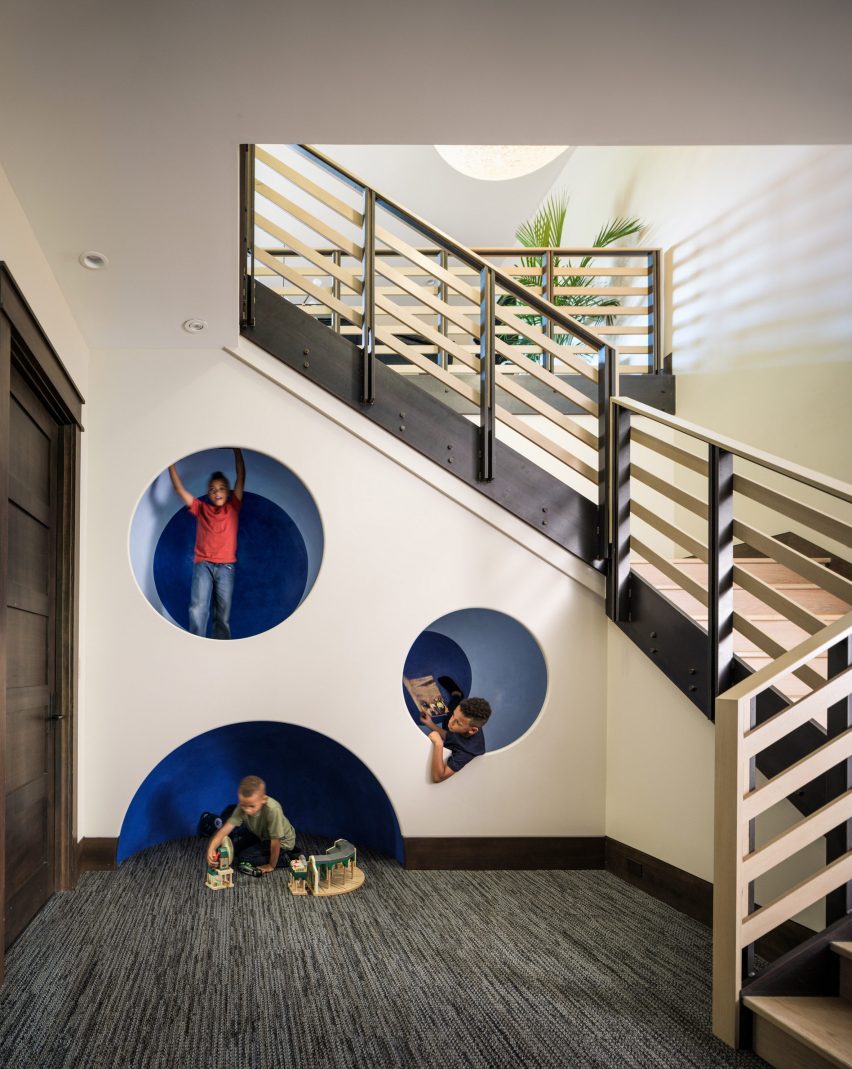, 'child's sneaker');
236,860,263,878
